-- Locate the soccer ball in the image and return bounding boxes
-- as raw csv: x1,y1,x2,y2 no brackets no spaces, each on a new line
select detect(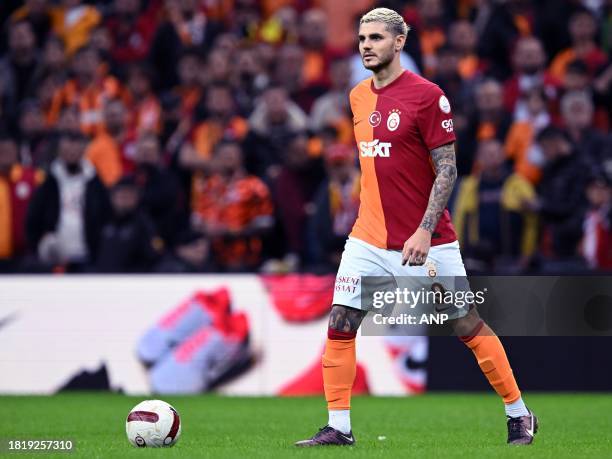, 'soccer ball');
126,400,181,447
